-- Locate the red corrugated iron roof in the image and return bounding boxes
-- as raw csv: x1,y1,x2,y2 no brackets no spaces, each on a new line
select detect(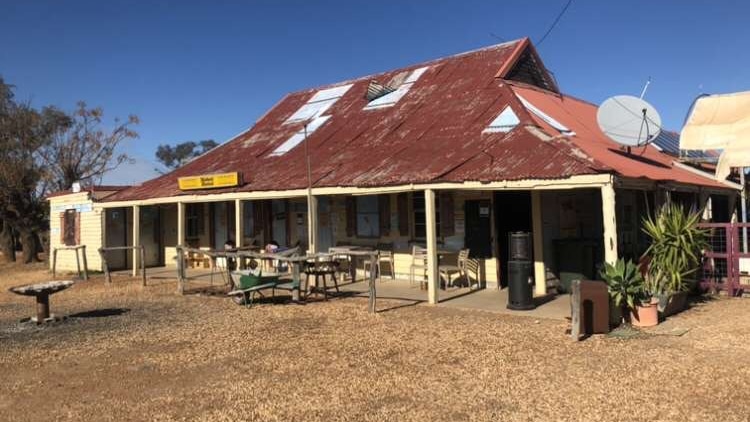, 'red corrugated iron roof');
105,38,726,202
509,84,728,189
